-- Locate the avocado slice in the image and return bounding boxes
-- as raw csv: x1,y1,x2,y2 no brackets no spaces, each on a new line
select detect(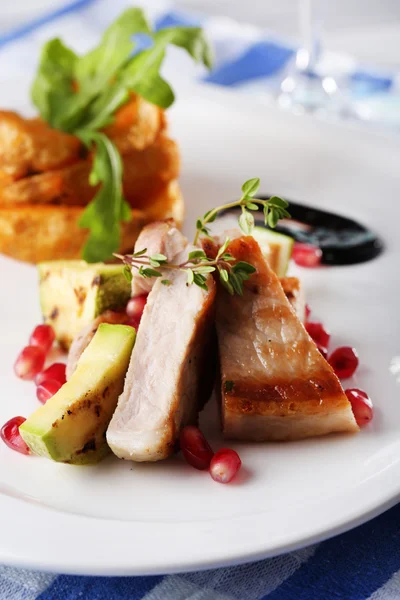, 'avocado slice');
19,323,136,465
251,226,294,277
38,260,131,350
